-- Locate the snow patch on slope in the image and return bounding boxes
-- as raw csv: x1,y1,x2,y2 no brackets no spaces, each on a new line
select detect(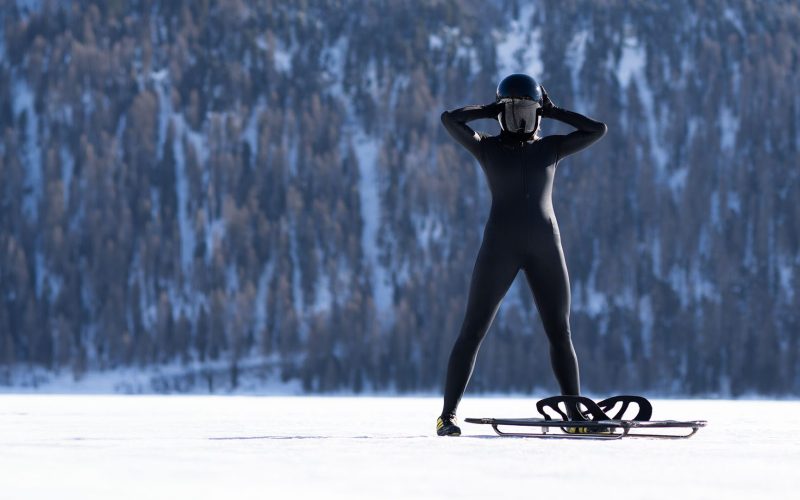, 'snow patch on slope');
243,100,263,161
428,33,443,50
638,295,653,358
313,268,333,314
11,77,42,219
414,214,444,250
320,36,348,99
353,131,394,324
572,242,610,334
616,36,645,88
778,256,795,302
614,35,668,174
495,4,543,80
709,191,720,228
718,105,739,151
60,146,74,207
668,167,689,199
152,69,196,274
668,263,720,308
289,223,304,319
566,29,590,110
723,7,746,36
